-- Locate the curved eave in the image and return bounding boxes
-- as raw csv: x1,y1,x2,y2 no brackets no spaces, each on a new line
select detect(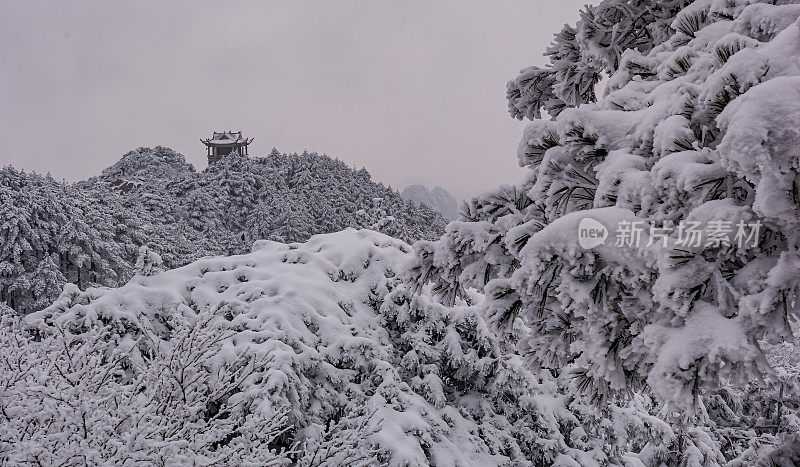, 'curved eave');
202,138,253,146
